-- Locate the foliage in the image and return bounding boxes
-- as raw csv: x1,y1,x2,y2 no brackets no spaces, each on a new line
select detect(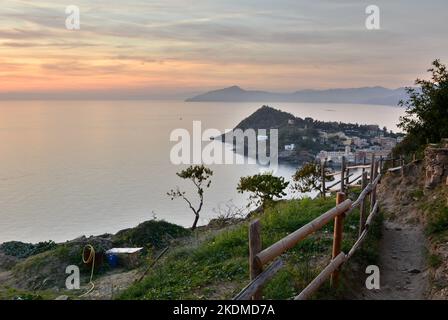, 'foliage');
119,195,378,300
119,196,339,300
291,162,334,194
209,201,247,228
428,253,442,268
113,220,191,249
426,202,448,235
167,165,213,230
0,241,57,259
397,59,448,155
237,172,289,210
